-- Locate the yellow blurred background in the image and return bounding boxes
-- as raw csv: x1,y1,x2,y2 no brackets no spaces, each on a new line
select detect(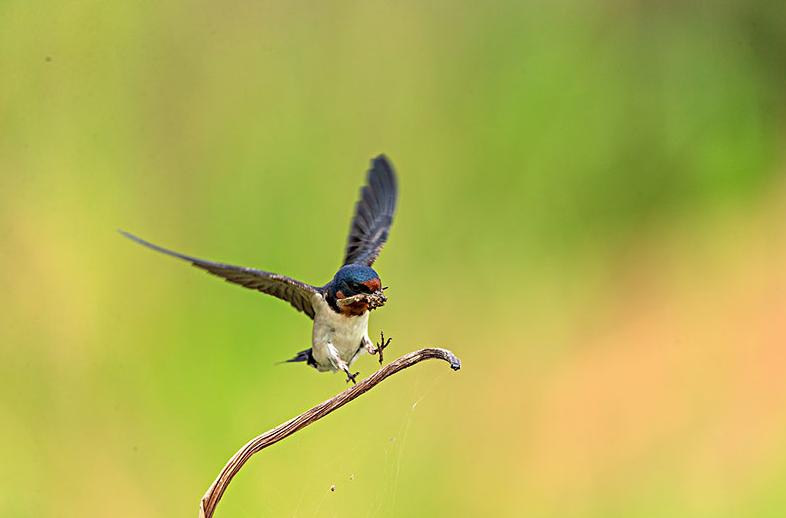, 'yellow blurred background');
2,1,786,516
